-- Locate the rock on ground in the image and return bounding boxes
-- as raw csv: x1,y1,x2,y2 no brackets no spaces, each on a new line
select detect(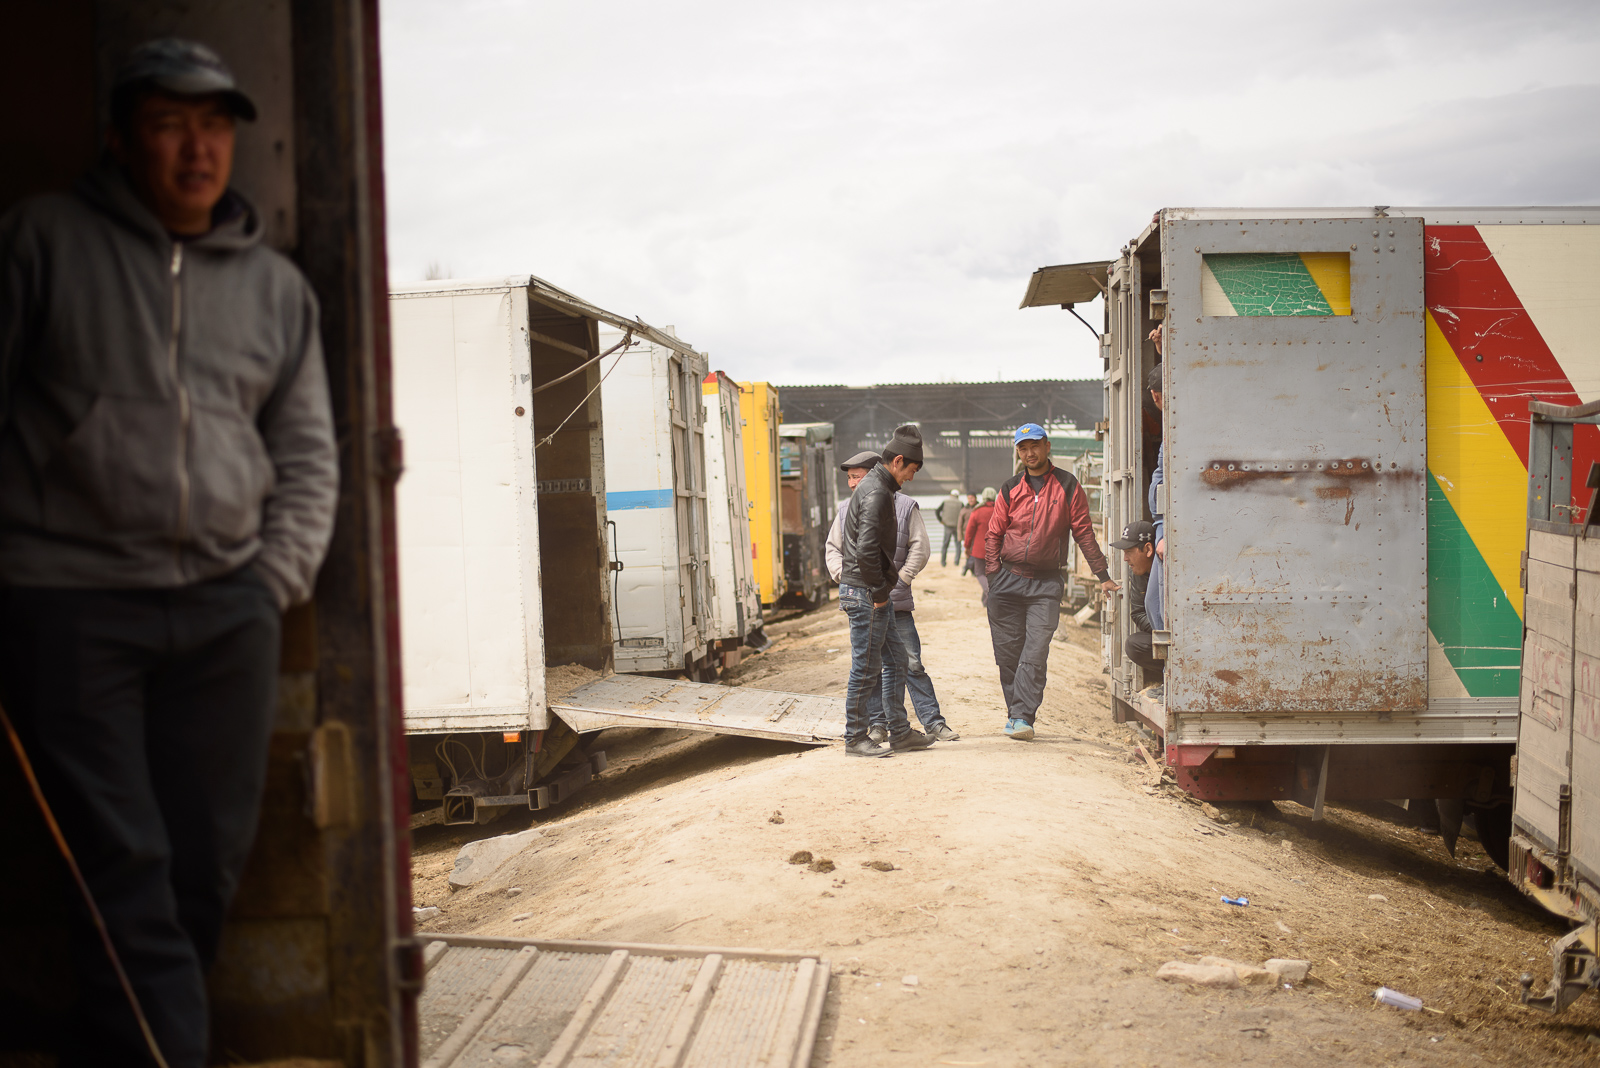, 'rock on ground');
1198,956,1274,985
449,827,543,889
1266,958,1313,983
1156,961,1242,989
